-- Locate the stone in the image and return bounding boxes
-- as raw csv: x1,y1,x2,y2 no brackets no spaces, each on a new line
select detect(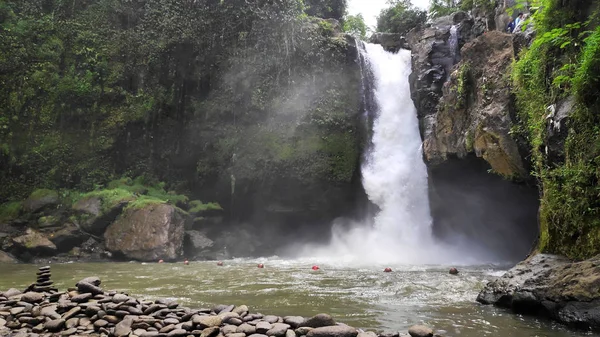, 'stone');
61,328,77,336
0,318,5,327
61,306,81,320
48,224,86,252
65,318,79,329
140,331,160,337
407,326,433,337
71,293,93,302
232,305,248,316
285,329,296,337
164,318,179,325
263,315,279,324
94,319,109,328
10,307,25,315
295,327,313,336
228,333,247,337
266,323,290,337
74,196,129,235
77,281,103,295
283,316,304,329
218,305,235,314
369,33,408,52
237,323,256,334
247,334,268,337
255,321,272,334
44,319,65,332
0,250,18,263
193,315,222,328
302,314,335,328
12,229,57,256
23,189,59,213
200,327,220,337
77,276,101,287
115,317,134,337
222,325,238,335
2,288,21,297
306,326,357,337
104,203,186,261
20,292,43,303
